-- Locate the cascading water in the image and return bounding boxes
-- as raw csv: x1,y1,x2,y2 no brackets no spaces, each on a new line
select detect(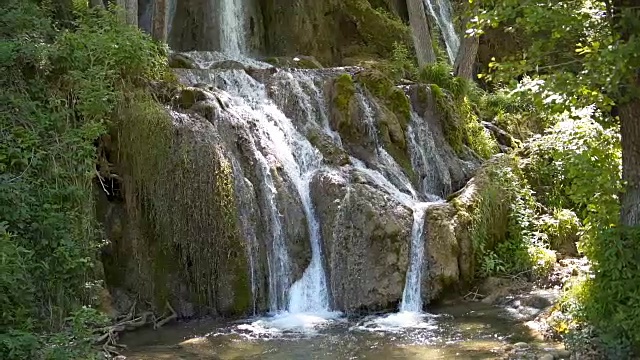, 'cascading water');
212,69,331,315
423,0,460,63
407,112,452,197
219,0,245,55
255,152,292,312
350,98,444,319
400,204,429,312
